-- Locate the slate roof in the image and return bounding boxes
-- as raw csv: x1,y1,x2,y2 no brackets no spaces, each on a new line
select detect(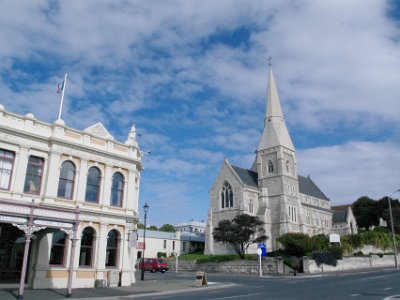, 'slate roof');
230,165,329,201
298,175,330,201
332,211,348,223
231,165,258,188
